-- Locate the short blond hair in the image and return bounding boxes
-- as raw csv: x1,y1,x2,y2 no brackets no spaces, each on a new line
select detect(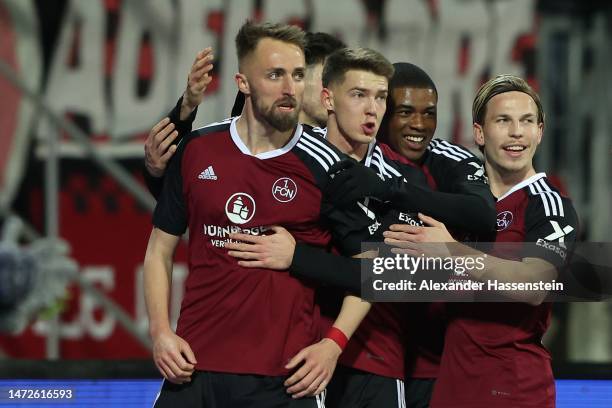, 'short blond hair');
472,75,545,126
